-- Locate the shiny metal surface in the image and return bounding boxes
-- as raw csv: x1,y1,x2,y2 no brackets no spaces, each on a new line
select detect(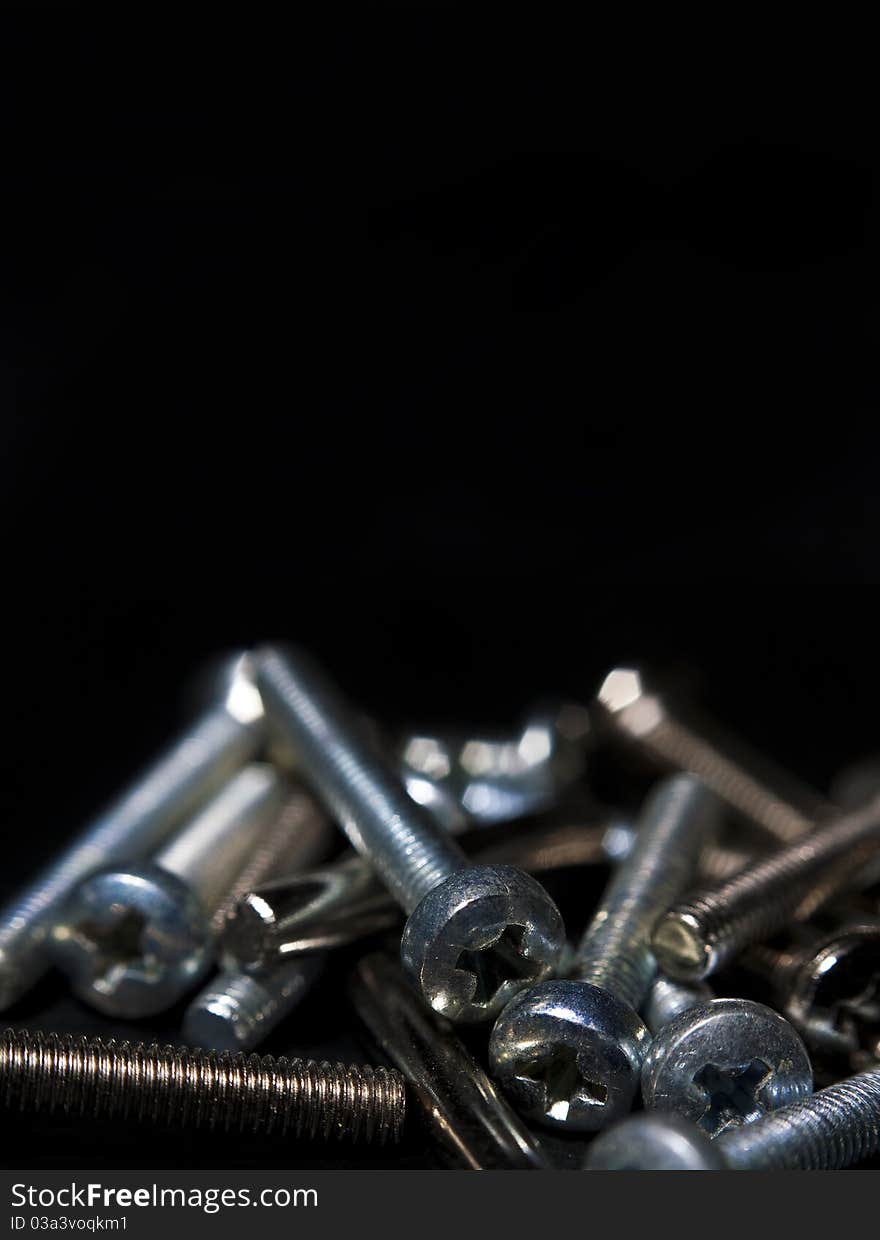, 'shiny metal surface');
351,953,548,1169
183,957,326,1052
0,652,265,1012
488,775,716,1131
585,1113,724,1170
255,646,565,1023
50,765,283,1017
653,793,880,982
